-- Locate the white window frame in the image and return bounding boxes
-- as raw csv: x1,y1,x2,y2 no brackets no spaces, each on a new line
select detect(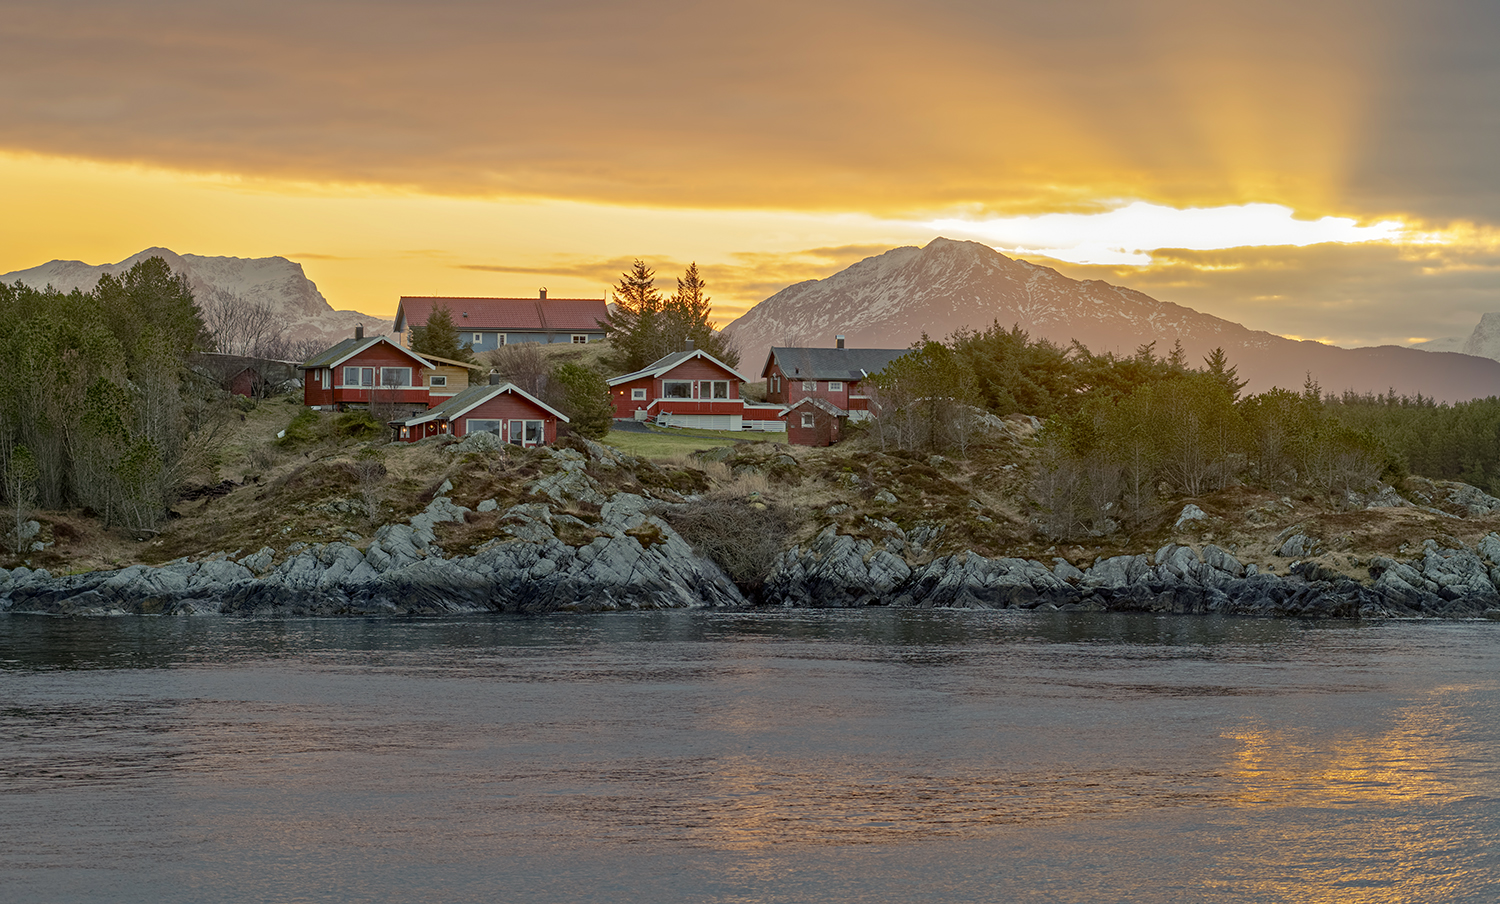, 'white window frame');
466,418,502,437
472,332,483,344
801,381,816,392
572,335,589,344
429,374,448,387
631,387,647,401
343,365,374,387
508,419,544,447
702,380,729,400
828,381,844,392
379,367,411,388
801,412,815,428
321,368,330,390
662,380,693,399
497,335,507,346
